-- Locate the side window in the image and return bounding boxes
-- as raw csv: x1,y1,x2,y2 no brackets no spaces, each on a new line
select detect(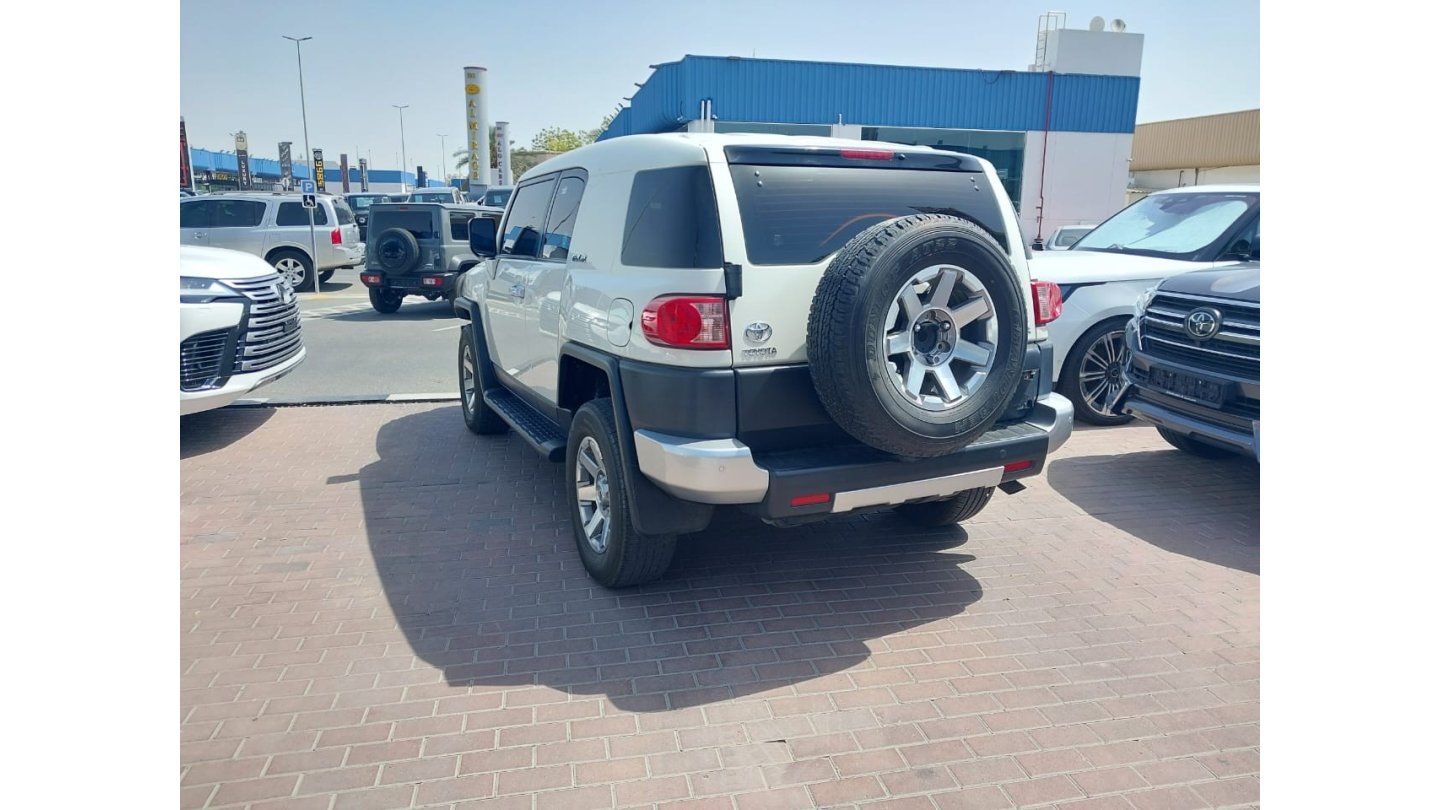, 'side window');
212,199,267,228
277,201,328,226
449,211,475,240
332,201,355,225
542,177,586,260
501,178,556,257
180,200,213,228
621,166,723,268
